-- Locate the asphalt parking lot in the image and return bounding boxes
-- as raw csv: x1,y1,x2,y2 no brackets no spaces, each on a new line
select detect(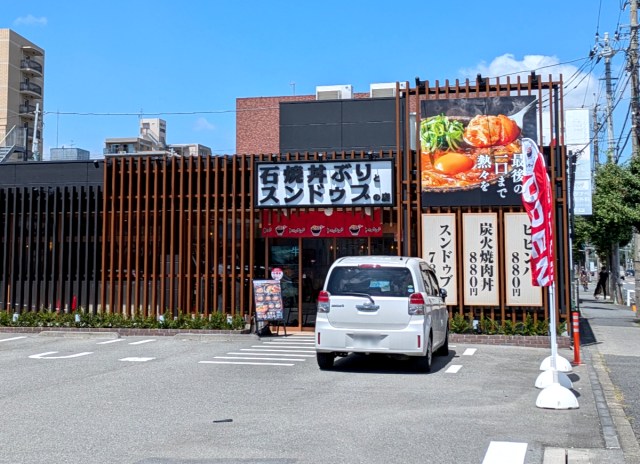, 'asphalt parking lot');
0,330,608,464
